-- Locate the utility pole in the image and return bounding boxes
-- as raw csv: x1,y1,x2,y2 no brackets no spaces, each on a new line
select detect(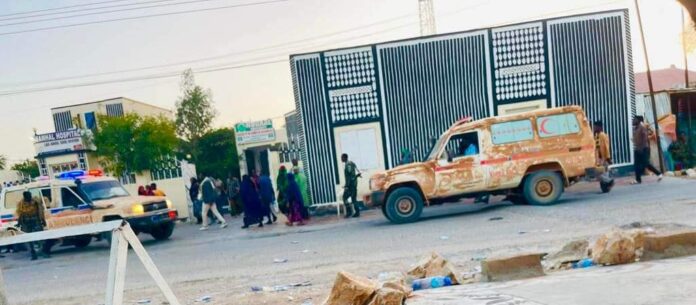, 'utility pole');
683,8,690,88
419,0,436,36
634,0,665,172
